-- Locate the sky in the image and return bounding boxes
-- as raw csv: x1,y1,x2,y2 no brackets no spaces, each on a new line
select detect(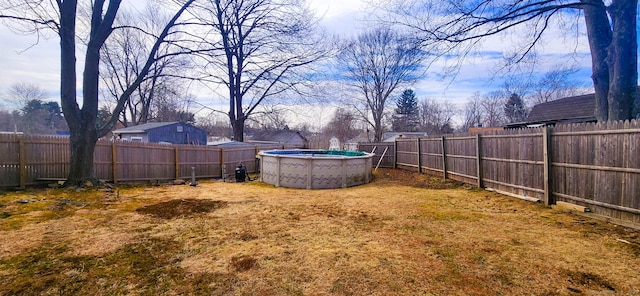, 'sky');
0,0,597,128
